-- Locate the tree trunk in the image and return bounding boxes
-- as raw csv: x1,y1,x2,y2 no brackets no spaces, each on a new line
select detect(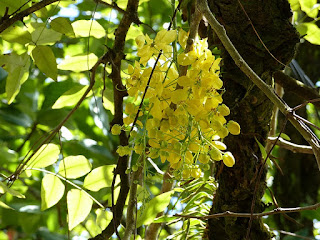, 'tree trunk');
206,0,299,239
